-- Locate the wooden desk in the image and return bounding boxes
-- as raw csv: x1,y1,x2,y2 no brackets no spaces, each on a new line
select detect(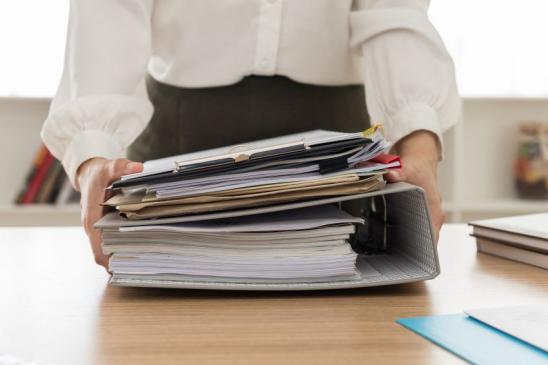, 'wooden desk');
0,225,546,365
